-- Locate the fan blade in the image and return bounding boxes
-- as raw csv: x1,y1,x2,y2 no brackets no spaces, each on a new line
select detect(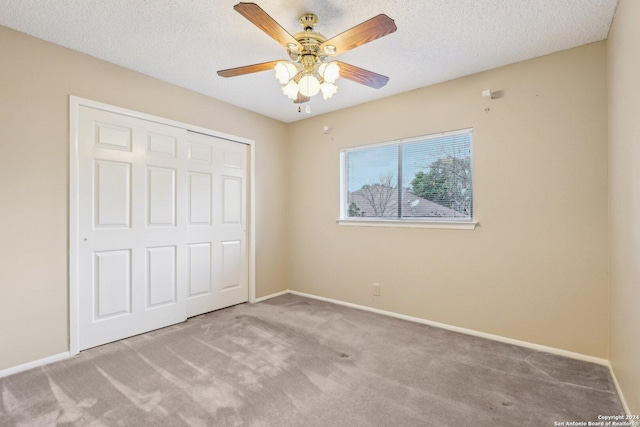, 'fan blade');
234,3,302,50
294,93,310,104
217,60,281,78
321,14,396,55
336,62,389,89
